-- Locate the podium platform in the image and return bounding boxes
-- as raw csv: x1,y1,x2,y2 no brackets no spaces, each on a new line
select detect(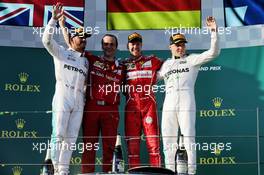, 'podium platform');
78,166,175,174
